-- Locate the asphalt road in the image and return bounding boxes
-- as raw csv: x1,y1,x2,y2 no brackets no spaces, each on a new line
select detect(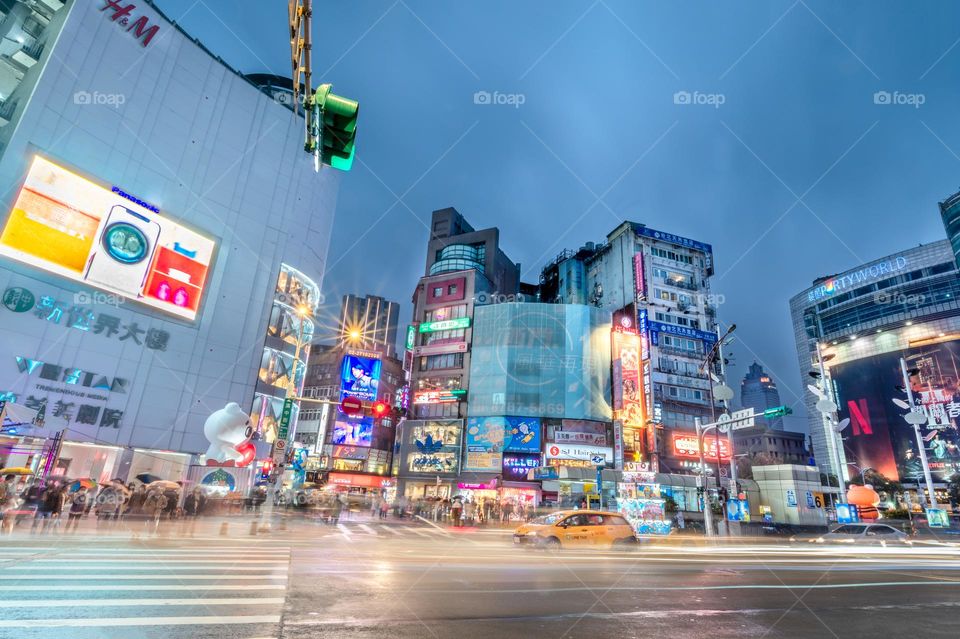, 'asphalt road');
1,515,959,638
